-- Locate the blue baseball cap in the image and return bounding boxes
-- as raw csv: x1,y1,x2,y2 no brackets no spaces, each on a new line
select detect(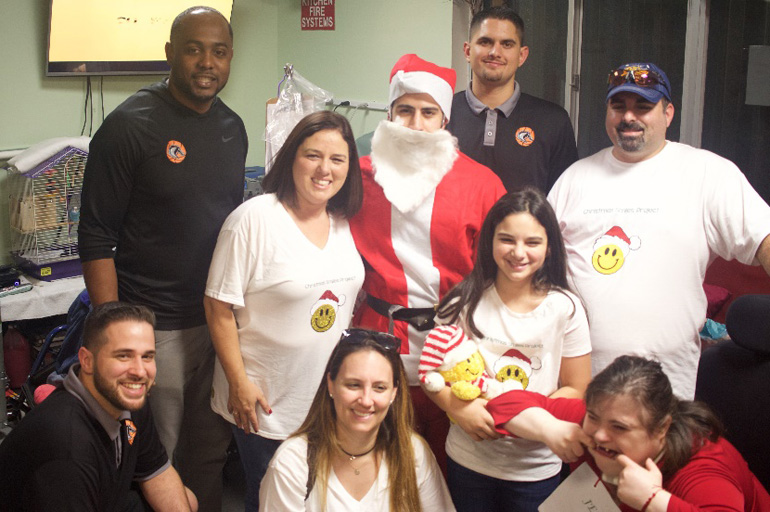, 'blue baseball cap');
606,62,672,104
